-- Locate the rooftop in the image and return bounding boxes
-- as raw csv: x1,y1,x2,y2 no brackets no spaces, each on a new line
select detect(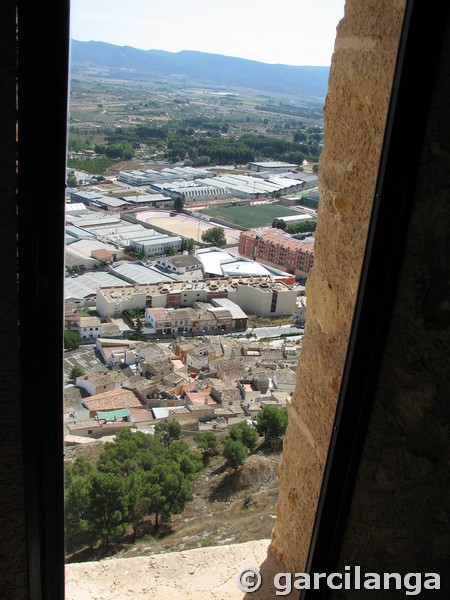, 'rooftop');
111,261,175,285
67,419,100,431
65,202,89,214
165,255,202,268
65,239,120,262
64,272,126,300
249,161,298,168
152,407,170,419
169,407,191,414
147,307,172,321
77,370,128,388
210,298,247,320
79,316,102,328
94,197,130,208
195,247,291,279
100,323,121,334
187,404,213,412
97,275,293,305
128,407,154,422
83,389,142,412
